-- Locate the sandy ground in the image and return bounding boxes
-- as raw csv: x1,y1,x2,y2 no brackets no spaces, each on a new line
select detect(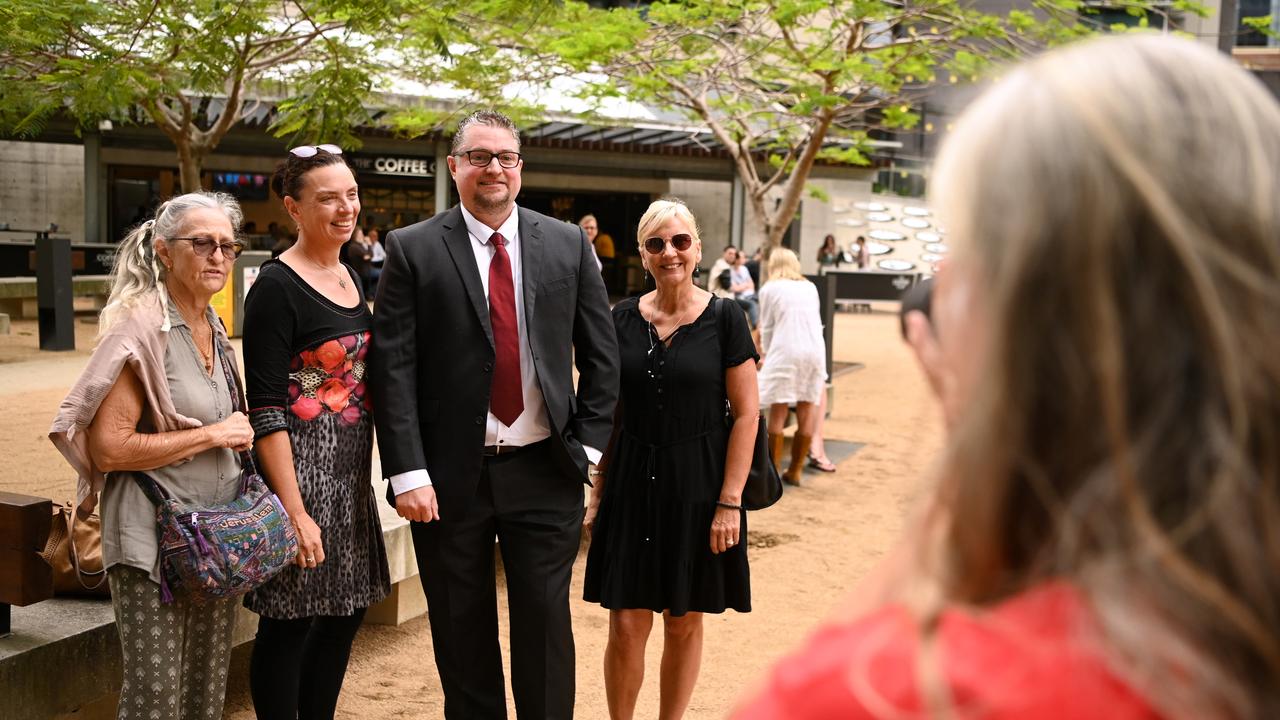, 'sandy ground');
1,305,943,719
